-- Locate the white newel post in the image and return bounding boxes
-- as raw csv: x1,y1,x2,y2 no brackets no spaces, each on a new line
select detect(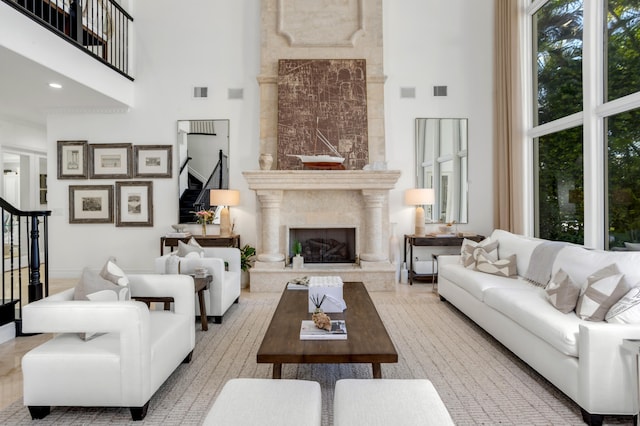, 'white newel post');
360,189,387,262
256,190,285,263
